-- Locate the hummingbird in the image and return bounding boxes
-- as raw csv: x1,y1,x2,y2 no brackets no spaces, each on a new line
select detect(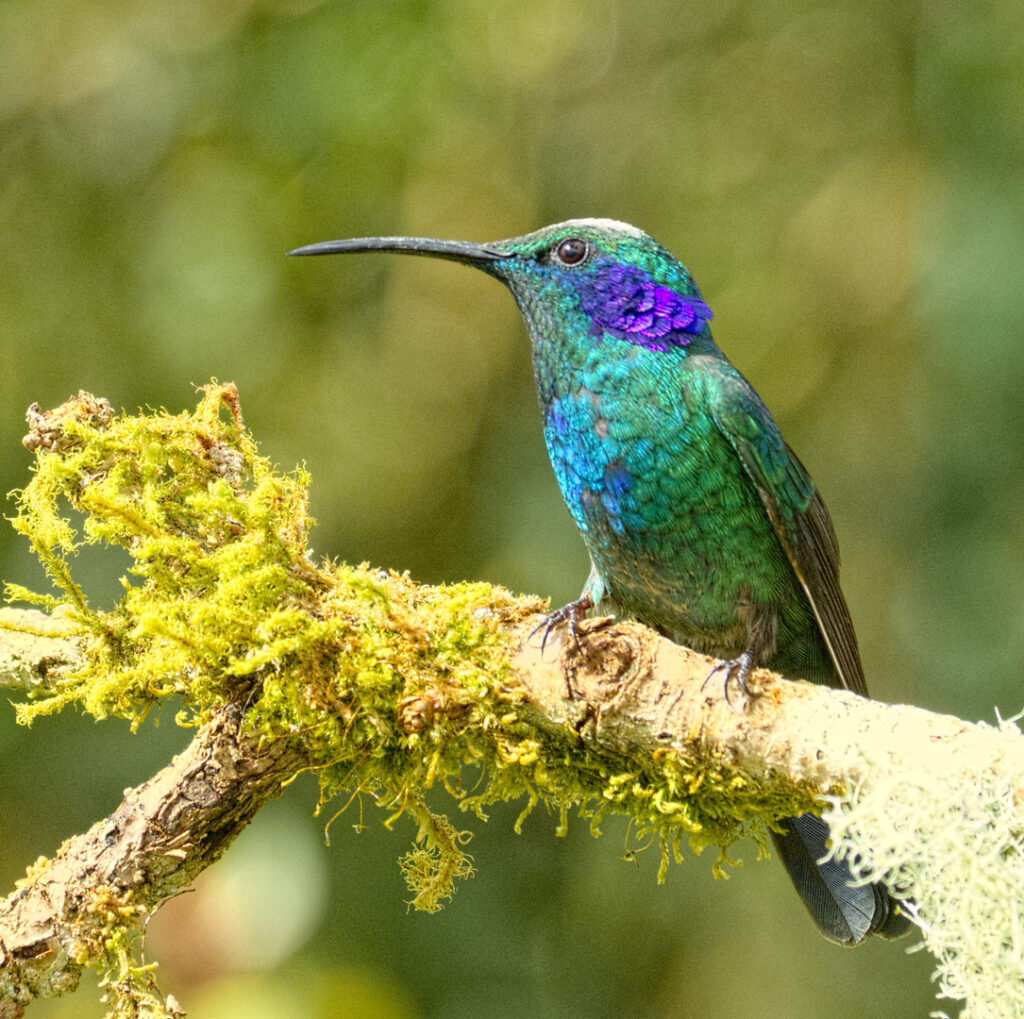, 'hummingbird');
290,218,909,945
